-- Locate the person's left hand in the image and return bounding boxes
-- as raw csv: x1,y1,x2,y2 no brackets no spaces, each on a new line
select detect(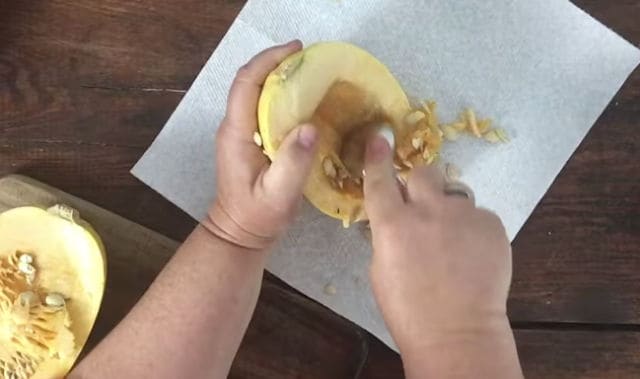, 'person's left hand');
203,40,319,251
